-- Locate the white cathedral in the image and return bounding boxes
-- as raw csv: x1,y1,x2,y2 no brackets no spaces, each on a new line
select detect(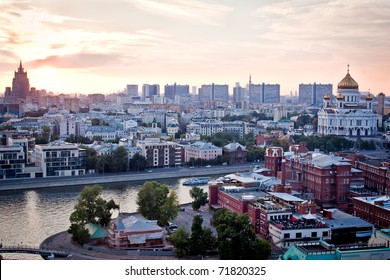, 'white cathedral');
317,68,377,137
